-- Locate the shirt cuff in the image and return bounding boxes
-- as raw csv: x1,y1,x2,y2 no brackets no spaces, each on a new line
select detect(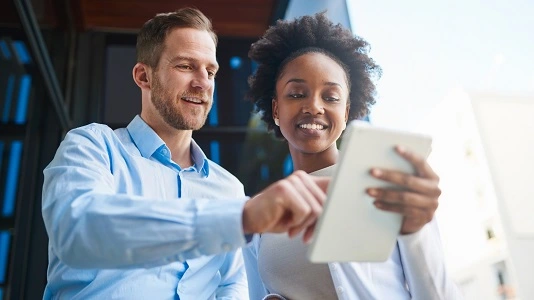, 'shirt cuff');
195,197,249,255
397,218,435,249
397,227,425,246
